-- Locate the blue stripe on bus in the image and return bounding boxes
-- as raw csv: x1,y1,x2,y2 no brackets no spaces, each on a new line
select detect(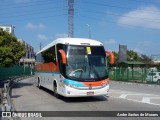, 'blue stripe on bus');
64,78,85,87
35,72,60,74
